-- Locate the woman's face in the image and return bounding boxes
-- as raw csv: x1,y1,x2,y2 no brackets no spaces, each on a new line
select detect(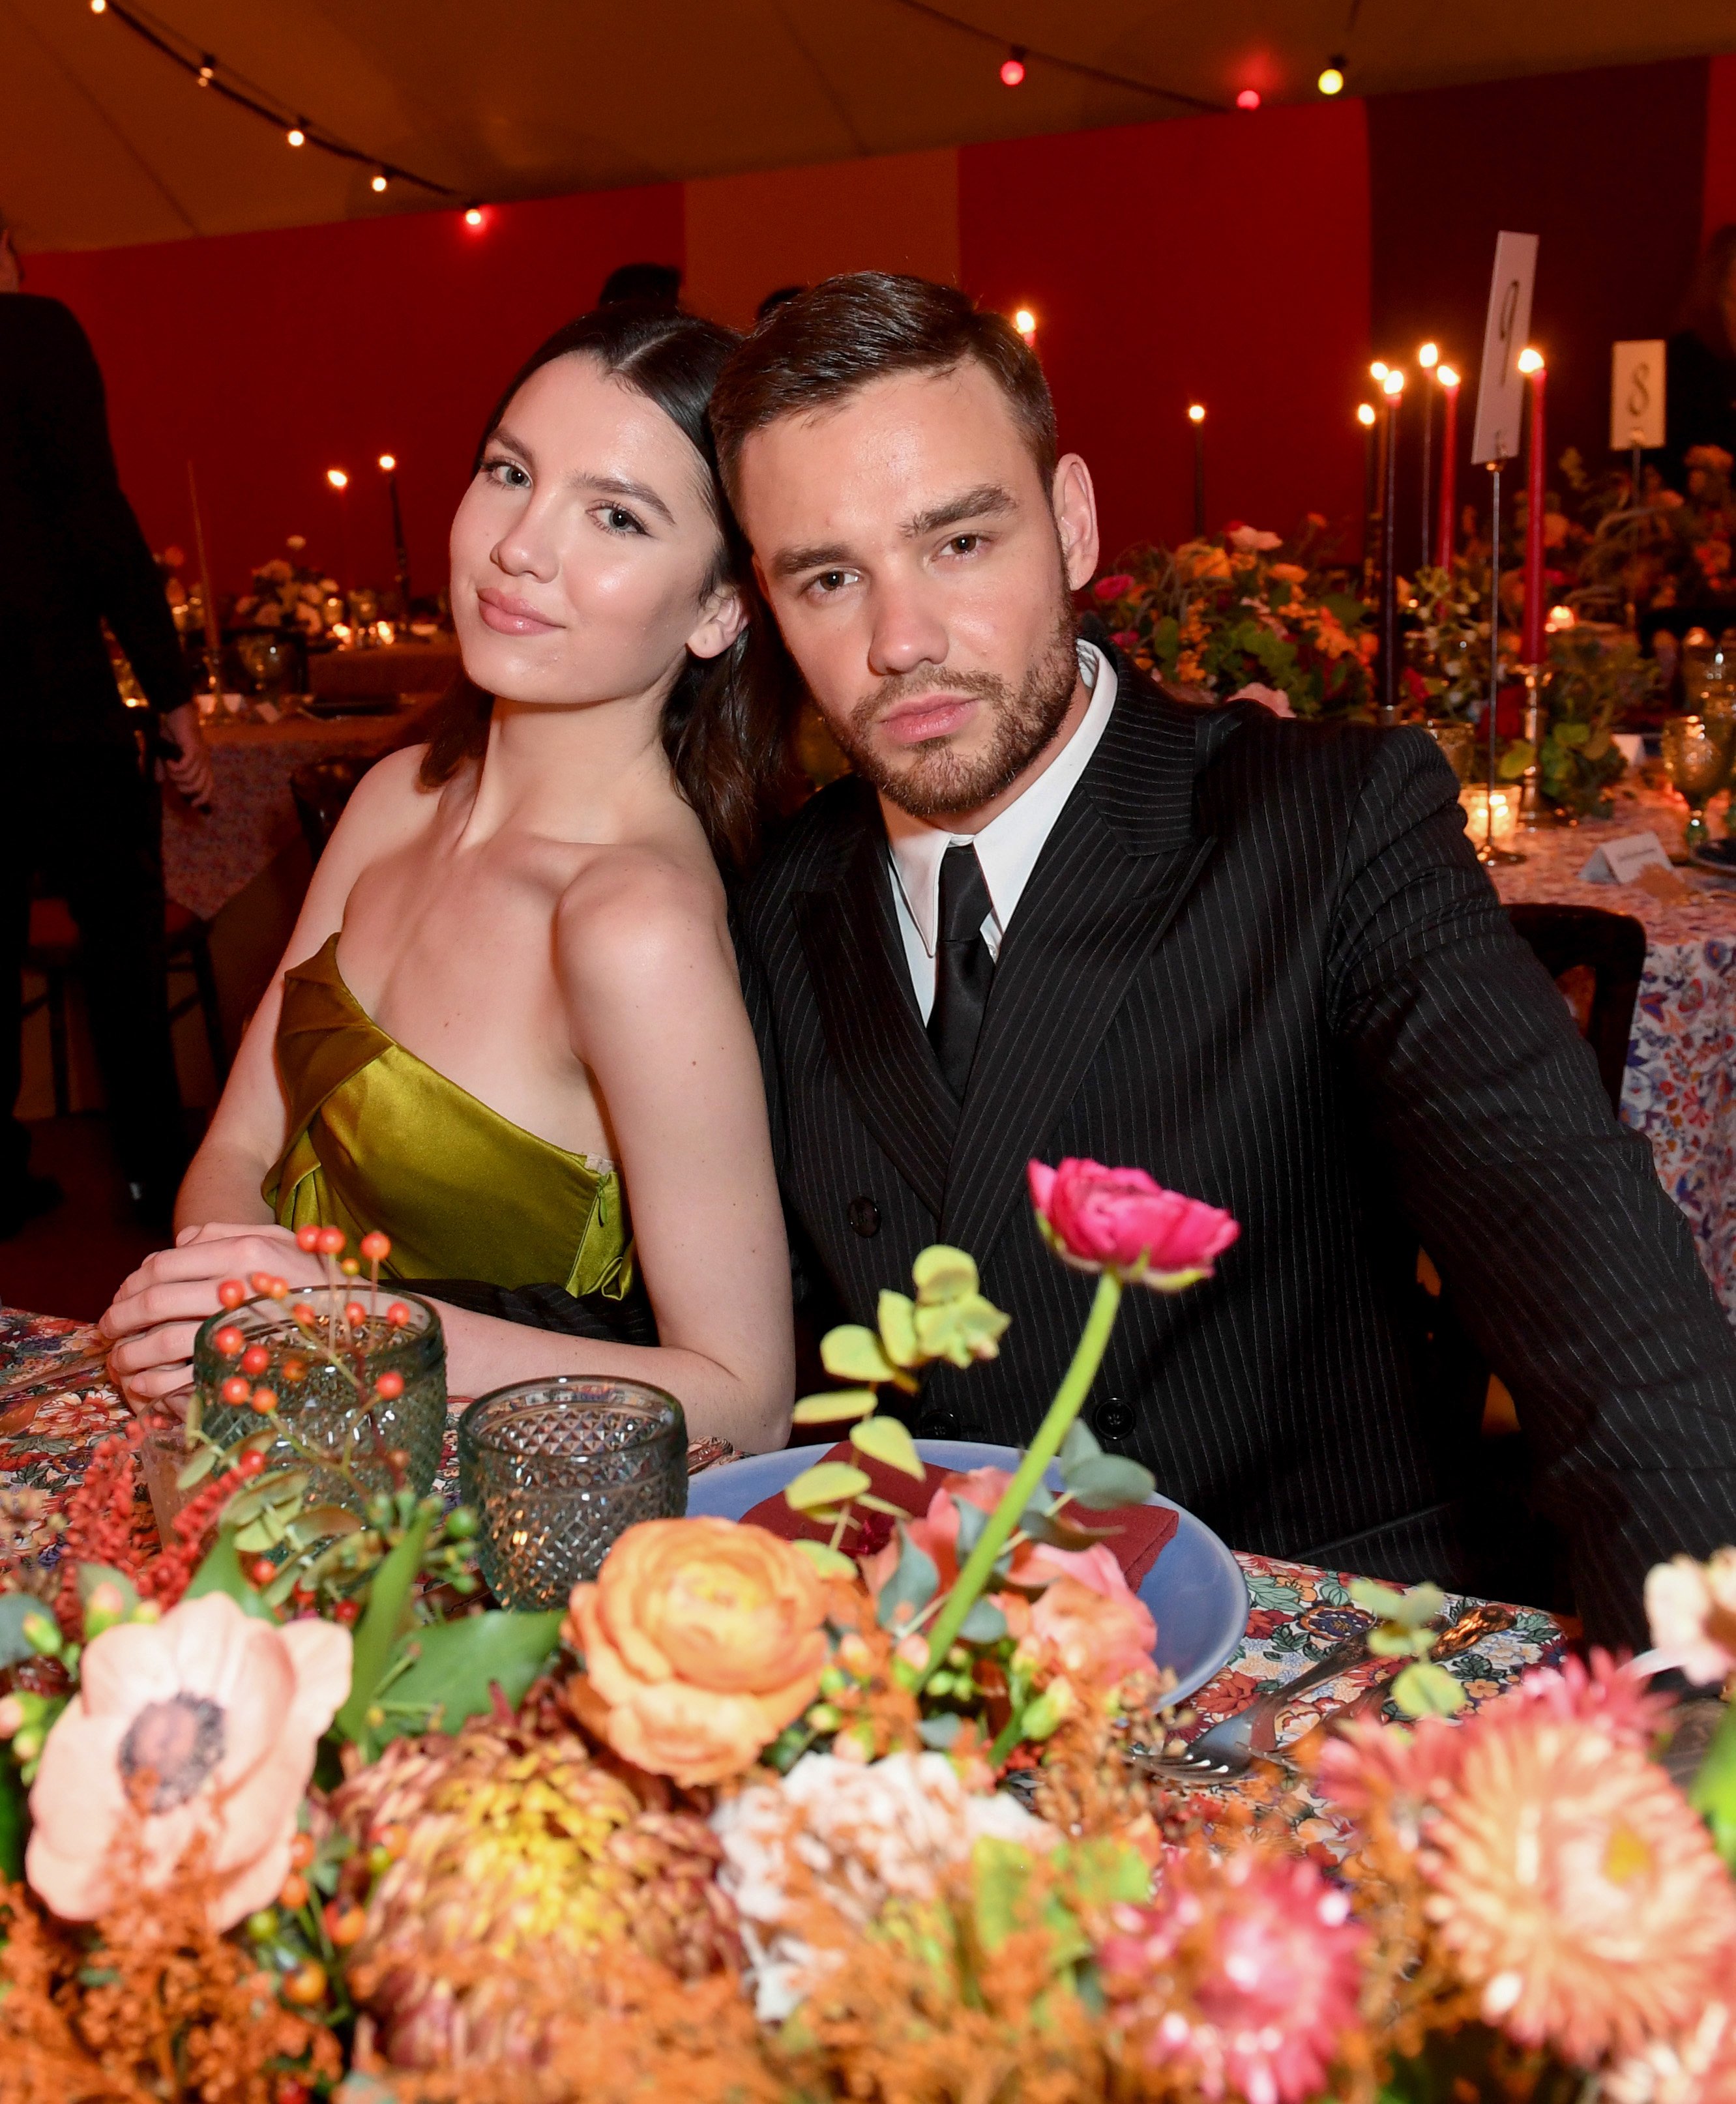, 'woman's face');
450,353,740,708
